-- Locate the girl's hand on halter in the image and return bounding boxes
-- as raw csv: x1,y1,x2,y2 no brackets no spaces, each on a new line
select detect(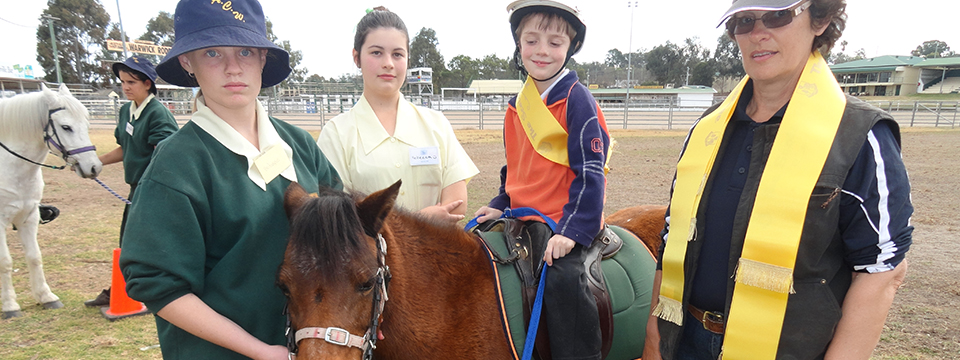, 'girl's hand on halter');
543,234,575,266
474,206,503,224
420,200,465,223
